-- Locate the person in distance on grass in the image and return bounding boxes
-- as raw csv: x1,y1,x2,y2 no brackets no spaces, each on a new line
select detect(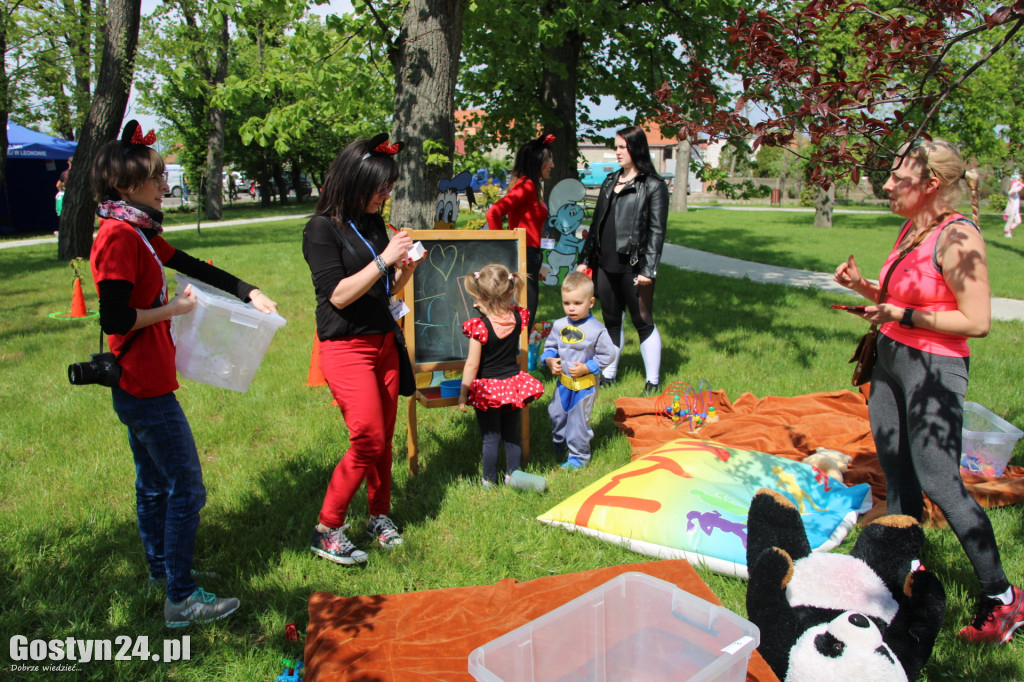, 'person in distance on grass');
302,134,420,565
833,138,1023,645
577,125,668,396
89,120,278,627
486,133,556,328
458,264,545,487
541,271,617,469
